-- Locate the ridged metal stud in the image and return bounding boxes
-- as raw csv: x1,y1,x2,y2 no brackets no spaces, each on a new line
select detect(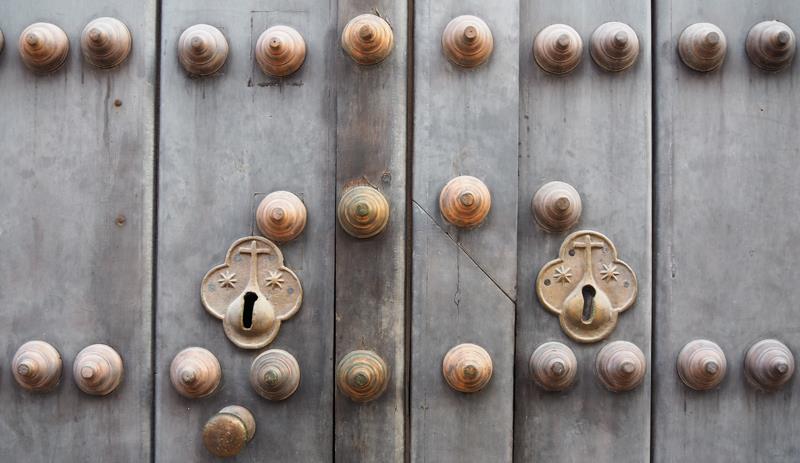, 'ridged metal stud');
676,339,727,391
11,340,62,392
441,15,493,68
678,23,727,72
255,25,306,77
531,181,581,233
529,342,578,392
590,22,639,72
341,14,394,65
80,17,132,69
73,344,124,396
533,24,582,75
250,349,300,401
744,339,795,391
337,183,390,239
18,22,69,74
169,347,221,399
203,405,256,458
746,21,796,72
256,191,307,242
442,343,493,393
336,350,390,402
439,175,491,228
595,341,646,392
178,24,228,76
